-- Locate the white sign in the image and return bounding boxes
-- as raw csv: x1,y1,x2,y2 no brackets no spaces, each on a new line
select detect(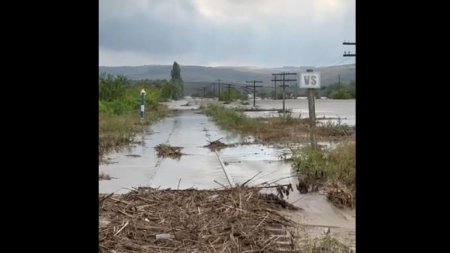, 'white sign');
300,73,321,89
